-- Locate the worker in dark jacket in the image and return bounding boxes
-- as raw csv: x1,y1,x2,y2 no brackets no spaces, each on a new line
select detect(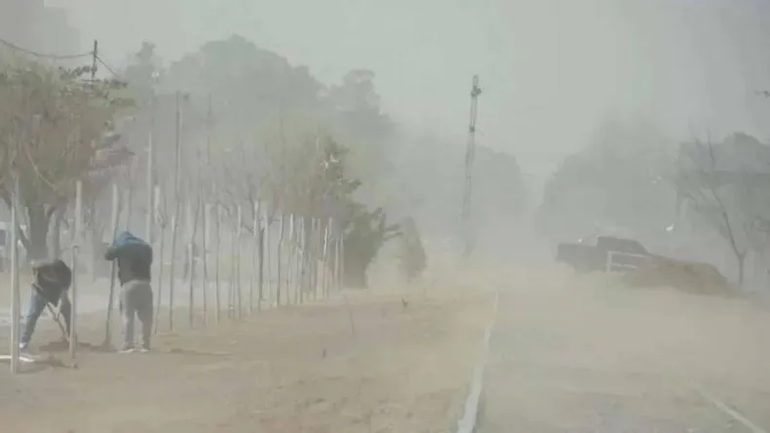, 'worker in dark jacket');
20,259,72,351
104,231,154,353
